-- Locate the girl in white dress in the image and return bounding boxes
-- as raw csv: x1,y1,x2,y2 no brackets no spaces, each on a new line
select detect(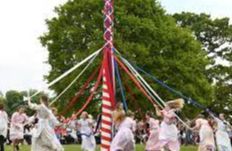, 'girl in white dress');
215,113,232,151
155,98,185,151
192,115,215,151
0,104,8,151
77,111,96,151
10,107,28,151
110,105,135,151
28,95,63,151
67,114,78,141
